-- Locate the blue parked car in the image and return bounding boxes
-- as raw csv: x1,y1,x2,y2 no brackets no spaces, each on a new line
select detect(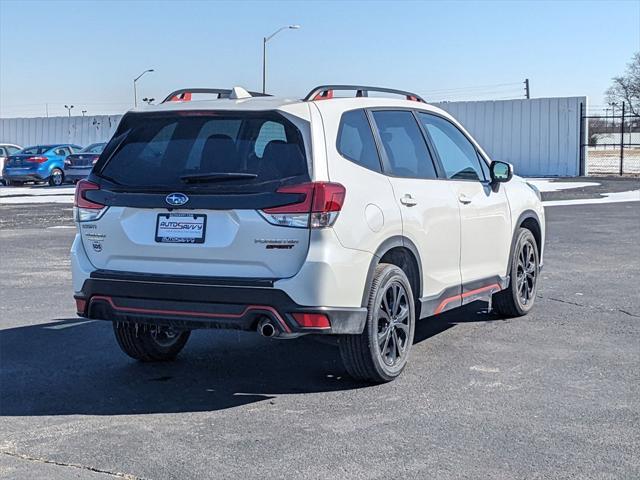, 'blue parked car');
3,144,82,186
